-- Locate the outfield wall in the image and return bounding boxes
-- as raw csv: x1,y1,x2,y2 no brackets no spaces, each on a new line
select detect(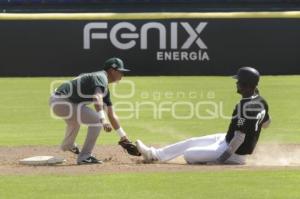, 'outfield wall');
1,12,300,76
